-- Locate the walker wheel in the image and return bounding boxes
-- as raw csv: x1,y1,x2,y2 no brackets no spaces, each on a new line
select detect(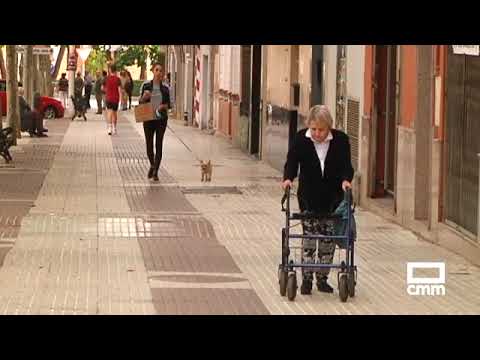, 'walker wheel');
278,266,287,297
287,273,297,301
339,273,348,303
348,271,356,298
